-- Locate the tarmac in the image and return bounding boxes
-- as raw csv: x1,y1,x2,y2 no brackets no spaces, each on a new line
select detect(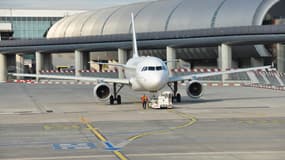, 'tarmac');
0,83,284,160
